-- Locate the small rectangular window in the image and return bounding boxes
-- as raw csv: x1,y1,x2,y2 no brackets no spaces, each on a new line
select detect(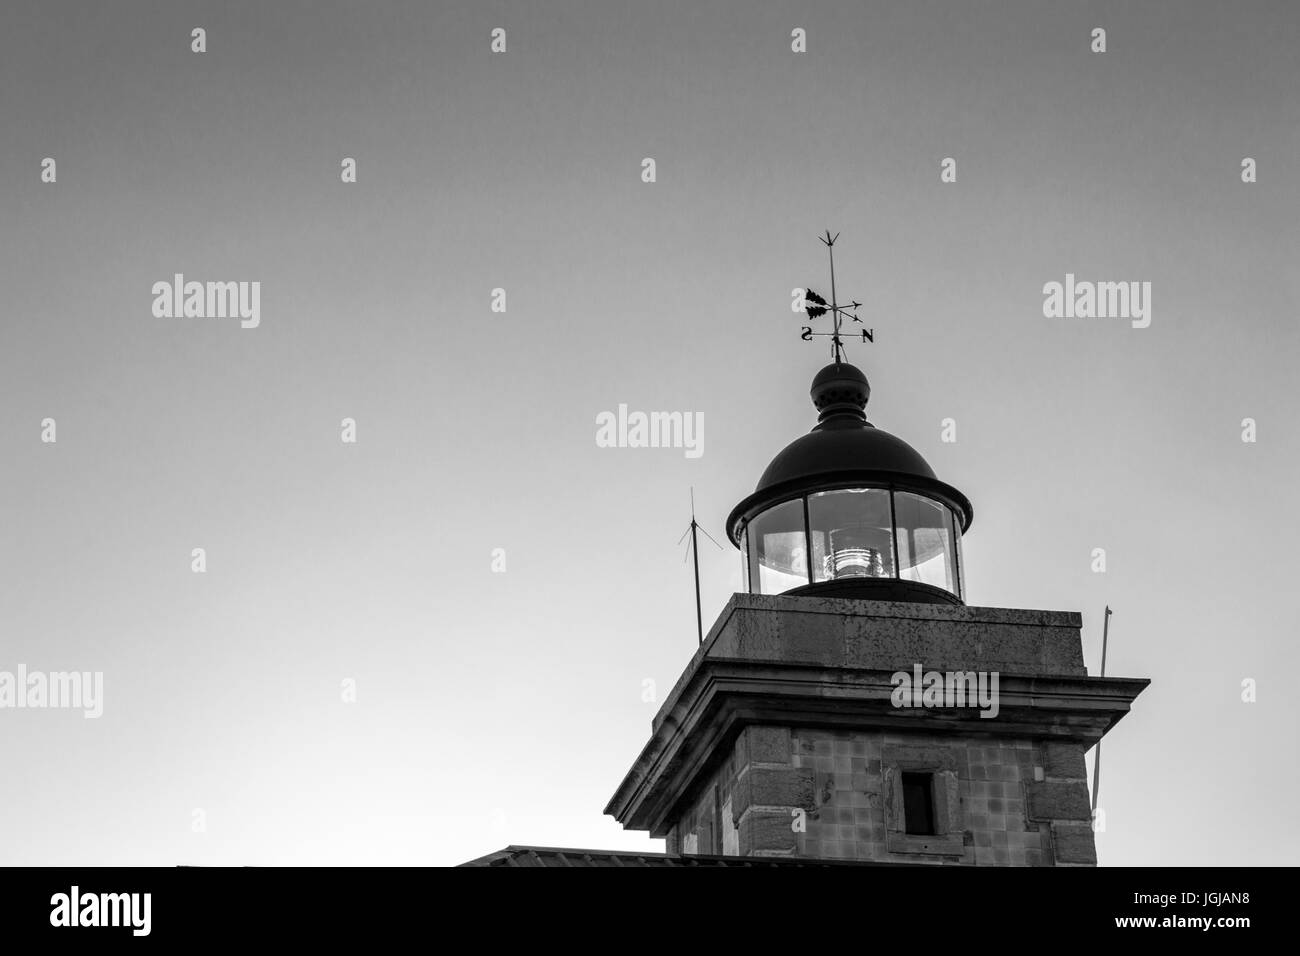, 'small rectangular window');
902,772,936,835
